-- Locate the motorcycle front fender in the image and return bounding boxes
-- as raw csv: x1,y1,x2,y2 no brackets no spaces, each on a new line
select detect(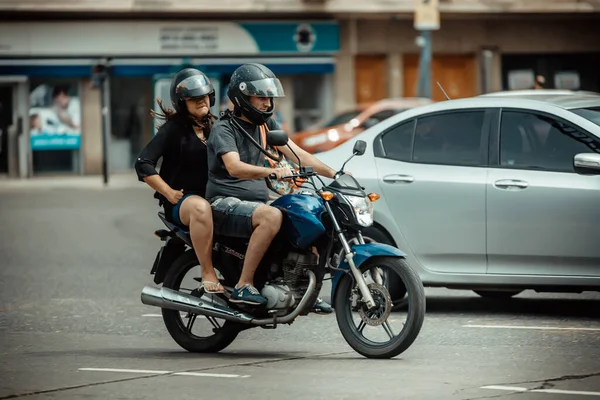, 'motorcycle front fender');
330,243,406,305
